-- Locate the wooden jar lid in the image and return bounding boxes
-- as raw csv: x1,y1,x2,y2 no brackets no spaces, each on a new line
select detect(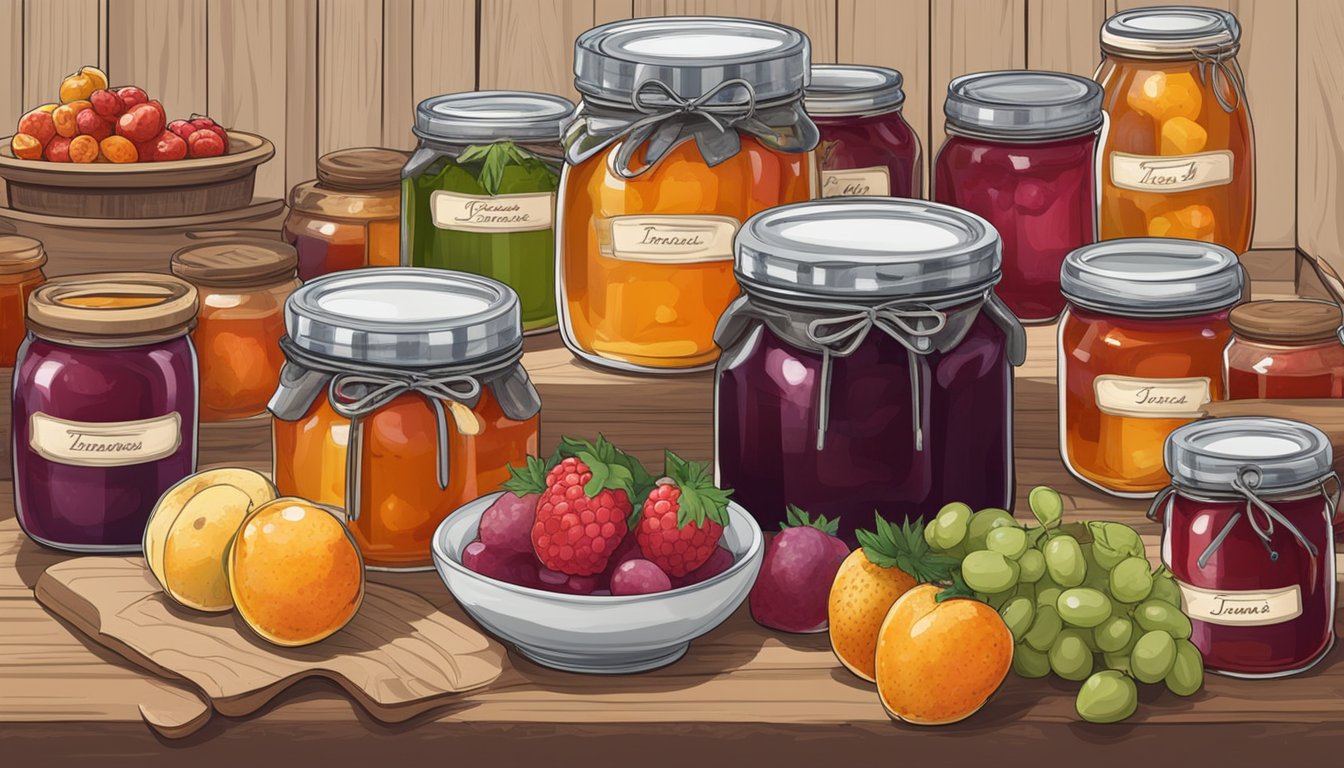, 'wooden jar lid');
0,234,47,274
316,148,408,190
1229,299,1343,344
171,239,298,288
28,273,198,347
